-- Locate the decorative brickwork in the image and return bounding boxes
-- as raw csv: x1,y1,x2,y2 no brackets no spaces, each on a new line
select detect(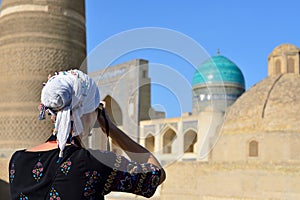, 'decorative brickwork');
0,0,86,182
